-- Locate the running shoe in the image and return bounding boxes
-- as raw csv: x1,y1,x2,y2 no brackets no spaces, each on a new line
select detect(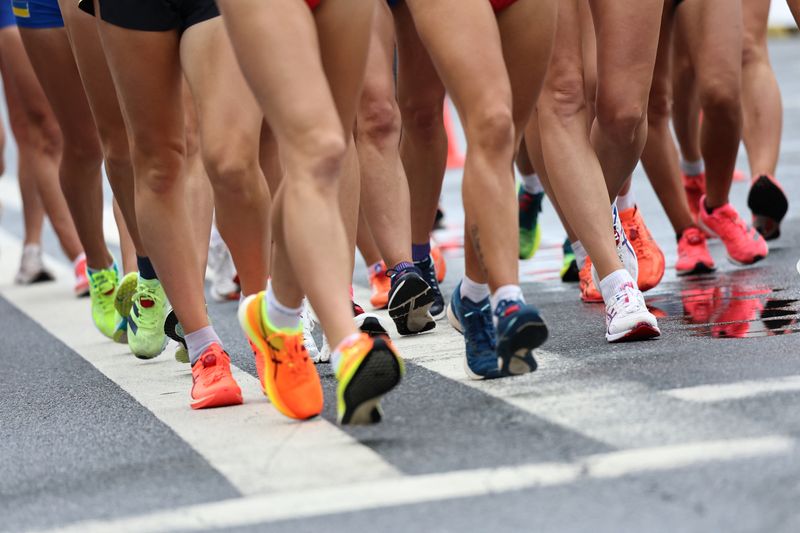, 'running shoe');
676,227,715,276
414,255,445,319
698,196,768,265
113,316,128,345
115,271,138,318
579,258,603,303
387,267,435,335
619,206,664,292
368,261,391,309
87,265,120,339
302,299,322,362
682,287,722,324
14,244,54,285
605,282,661,342
207,238,240,302
73,254,90,297
128,278,168,359
431,244,446,283
561,239,579,283
518,188,544,260
683,172,706,222
494,299,547,376
238,292,323,419
447,282,500,379
590,205,638,293
190,343,243,409
712,288,765,339
335,333,404,425
434,206,445,230
353,301,390,337
747,174,788,241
